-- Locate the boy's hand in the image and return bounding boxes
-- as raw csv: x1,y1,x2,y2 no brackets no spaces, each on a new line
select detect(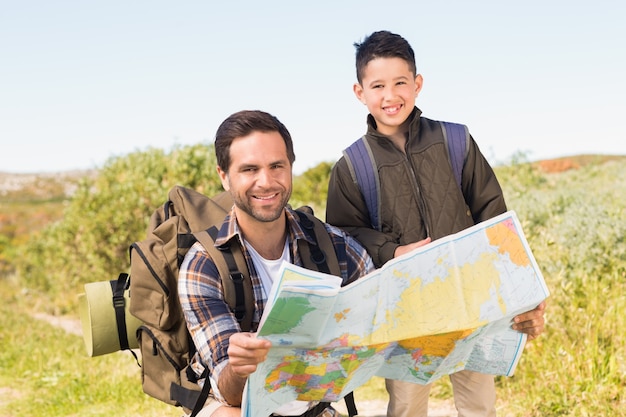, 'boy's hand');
394,237,432,258
512,301,547,341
